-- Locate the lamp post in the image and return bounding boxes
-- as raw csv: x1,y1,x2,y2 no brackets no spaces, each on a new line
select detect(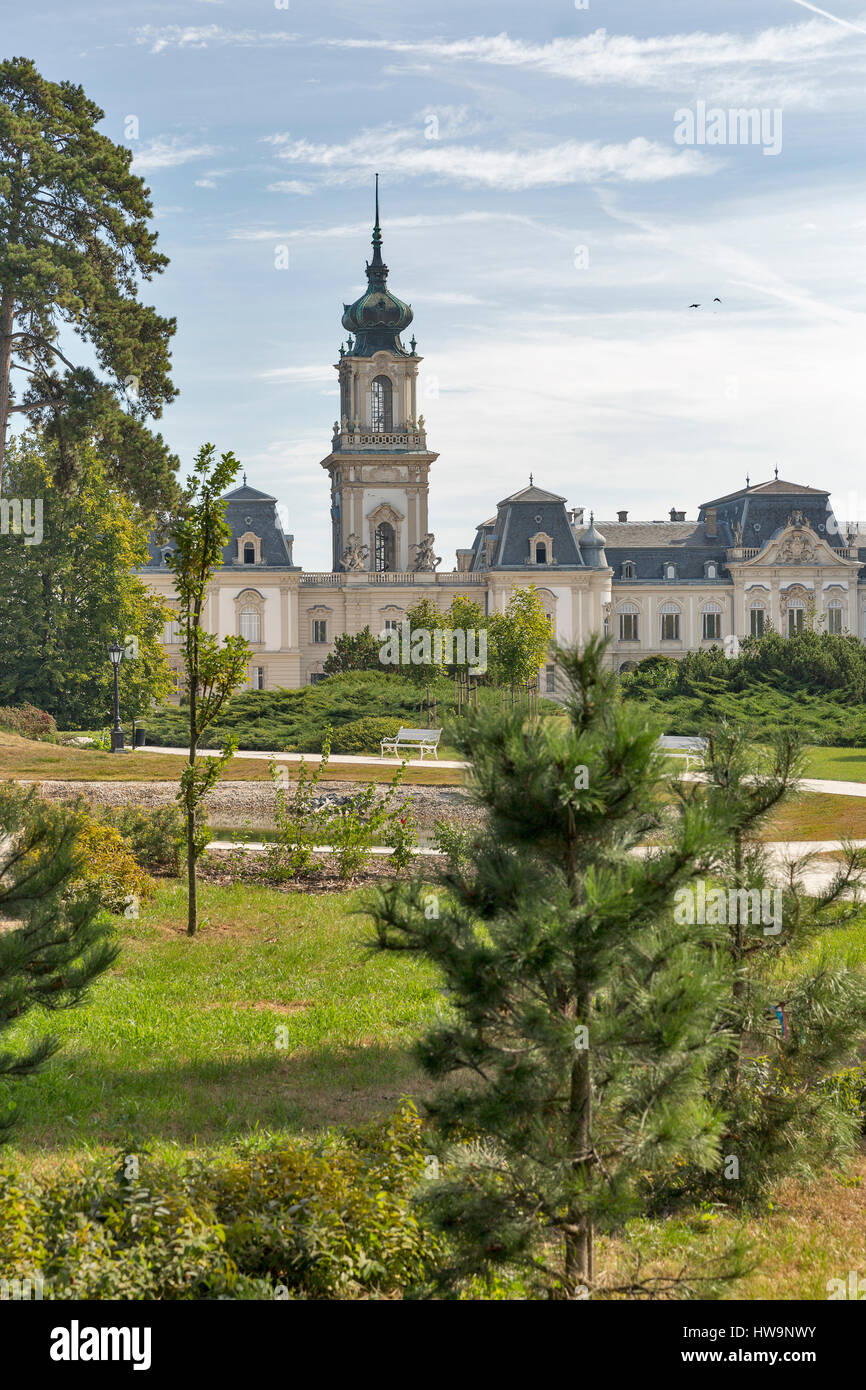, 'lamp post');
108,640,125,752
